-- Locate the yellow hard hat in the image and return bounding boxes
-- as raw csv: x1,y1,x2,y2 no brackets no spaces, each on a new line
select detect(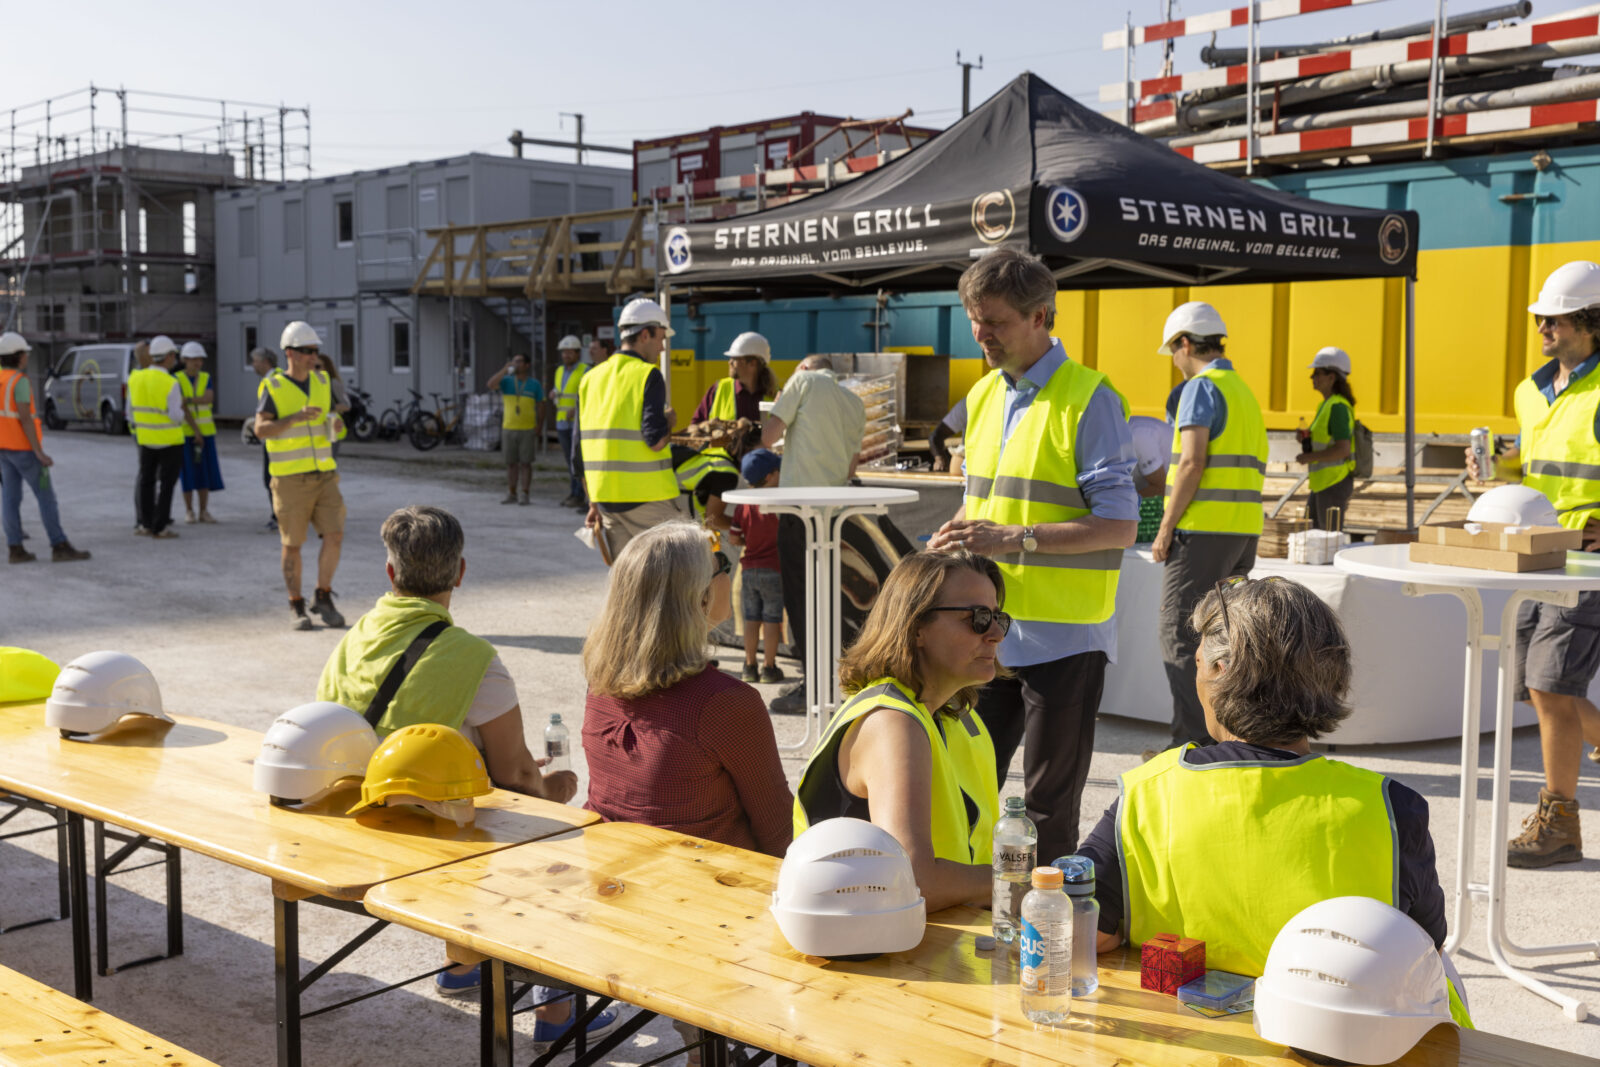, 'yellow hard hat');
347,723,491,815
0,647,60,704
